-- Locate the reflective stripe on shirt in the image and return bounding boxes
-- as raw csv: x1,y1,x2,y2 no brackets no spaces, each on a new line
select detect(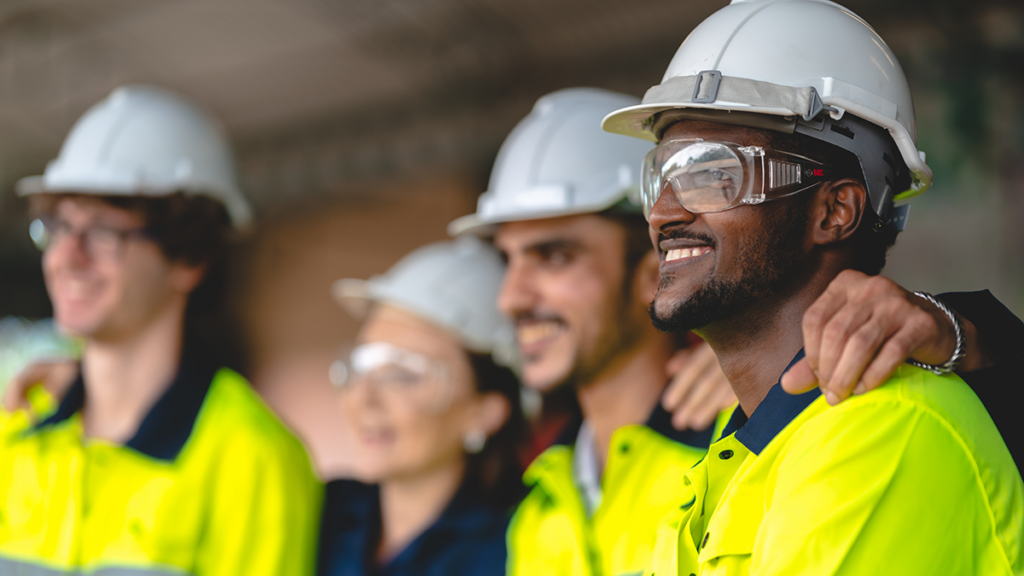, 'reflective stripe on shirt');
0,557,189,575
